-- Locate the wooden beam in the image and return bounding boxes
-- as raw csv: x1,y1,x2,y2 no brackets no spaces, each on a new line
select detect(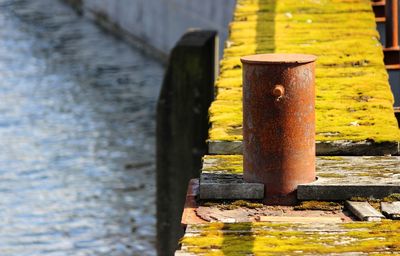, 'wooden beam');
381,201,400,219
200,155,400,201
345,201,385,221
208,140,400,156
